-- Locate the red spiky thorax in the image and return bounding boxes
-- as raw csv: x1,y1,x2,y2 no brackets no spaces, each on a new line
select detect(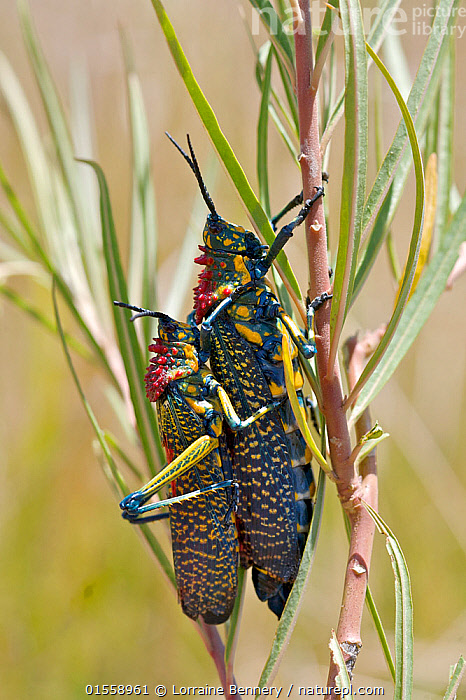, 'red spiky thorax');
193,246,251,323
145,339,198,402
